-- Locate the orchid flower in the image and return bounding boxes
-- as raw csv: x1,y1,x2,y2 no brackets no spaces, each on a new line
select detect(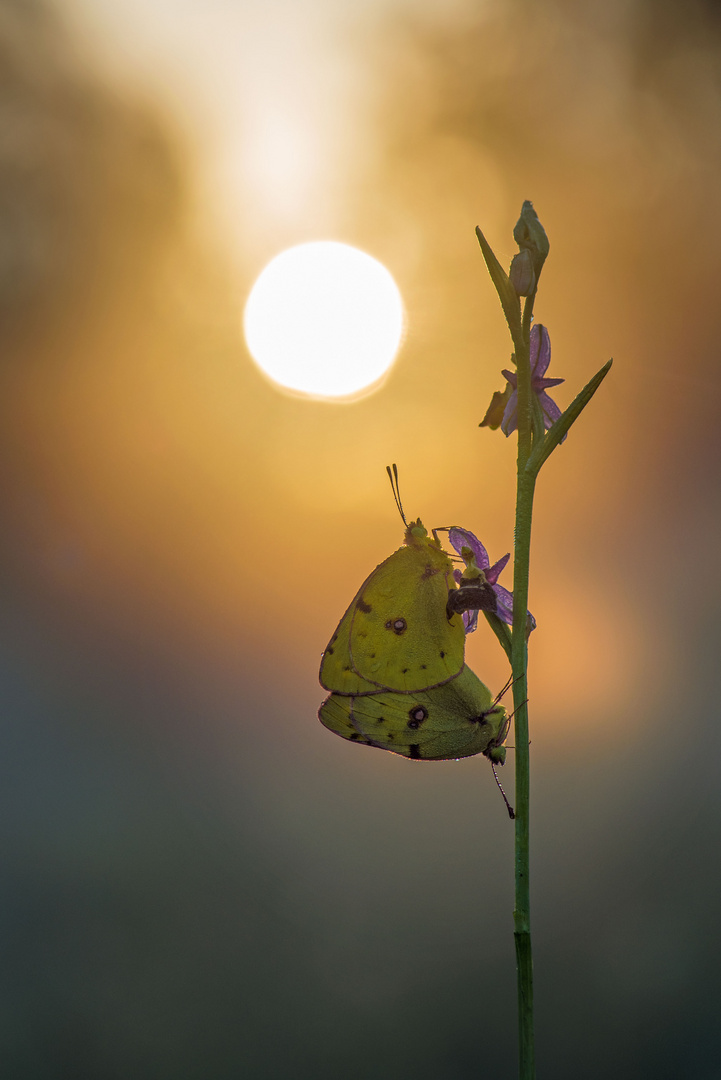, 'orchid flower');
500,323,564,437
446,526,536,635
